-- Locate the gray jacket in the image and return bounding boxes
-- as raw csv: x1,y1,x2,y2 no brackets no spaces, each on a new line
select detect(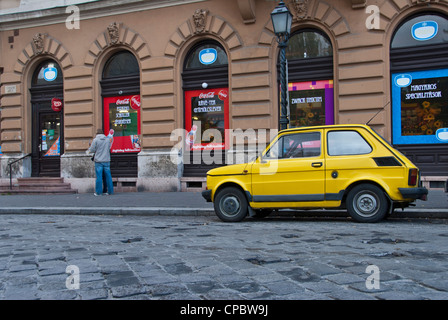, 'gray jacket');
88,134,111,162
